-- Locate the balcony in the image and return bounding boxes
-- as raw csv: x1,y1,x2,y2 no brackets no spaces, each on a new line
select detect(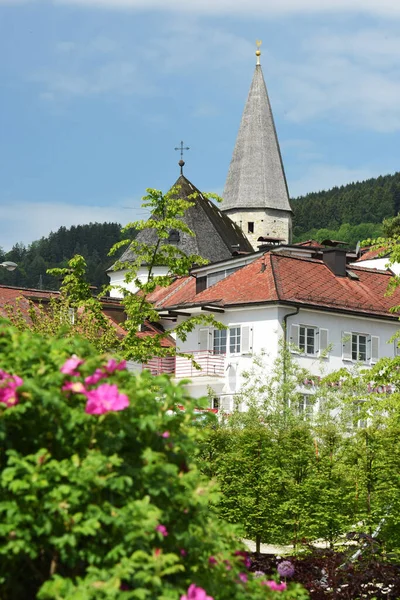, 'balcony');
175,351,225,379
142,356,176,376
